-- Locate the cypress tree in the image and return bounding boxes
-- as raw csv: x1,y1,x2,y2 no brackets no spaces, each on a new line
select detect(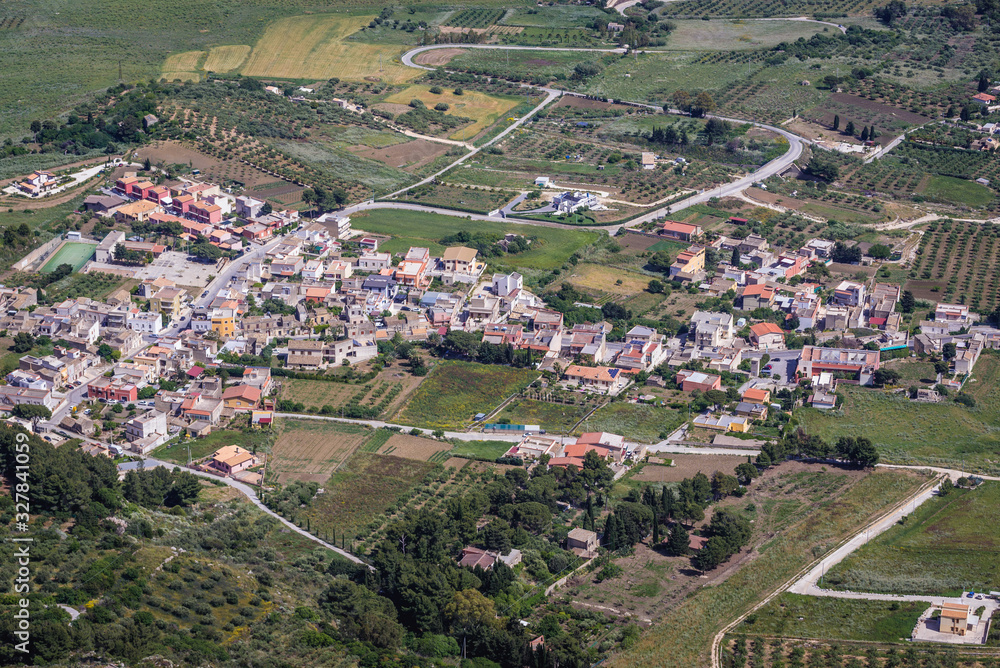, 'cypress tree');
667,523,689,556
652,520,661,545
832,114,840,131
731,246,740,266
